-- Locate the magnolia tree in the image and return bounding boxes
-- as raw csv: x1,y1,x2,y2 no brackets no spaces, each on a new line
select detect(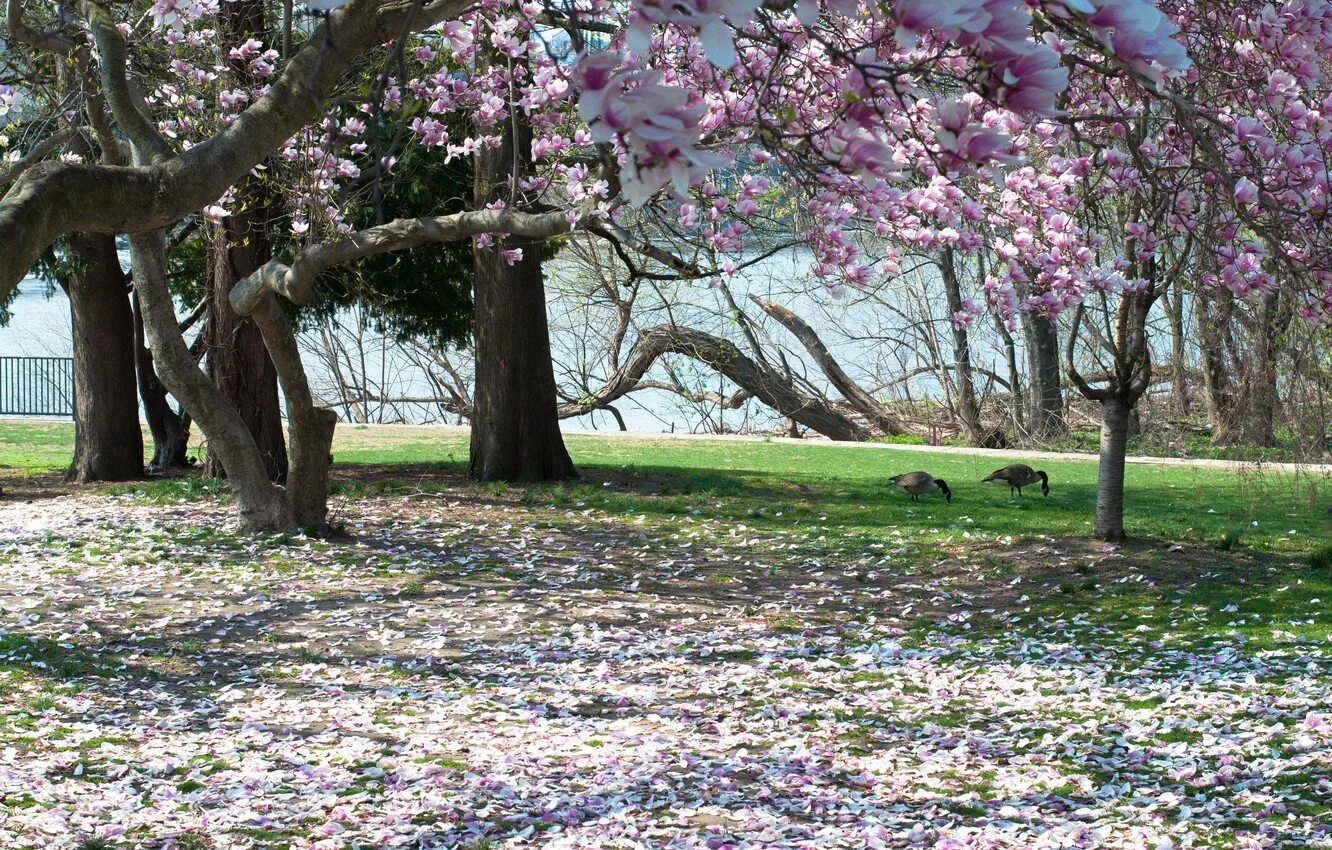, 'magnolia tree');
1,0,1326,533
